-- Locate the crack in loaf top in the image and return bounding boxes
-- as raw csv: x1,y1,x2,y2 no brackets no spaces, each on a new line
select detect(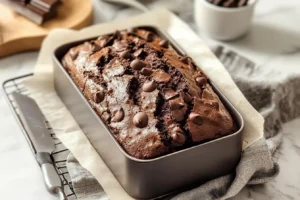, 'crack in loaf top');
62,27,237,159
